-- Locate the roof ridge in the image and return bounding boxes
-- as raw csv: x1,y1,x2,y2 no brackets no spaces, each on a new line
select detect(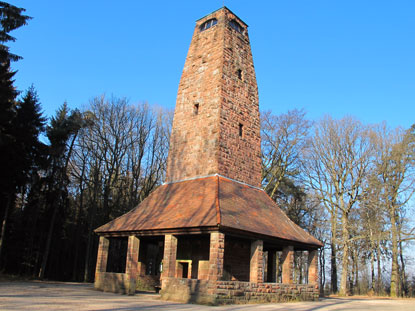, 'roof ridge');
162,174,217,185
216,174,263,191
163,173,262,191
